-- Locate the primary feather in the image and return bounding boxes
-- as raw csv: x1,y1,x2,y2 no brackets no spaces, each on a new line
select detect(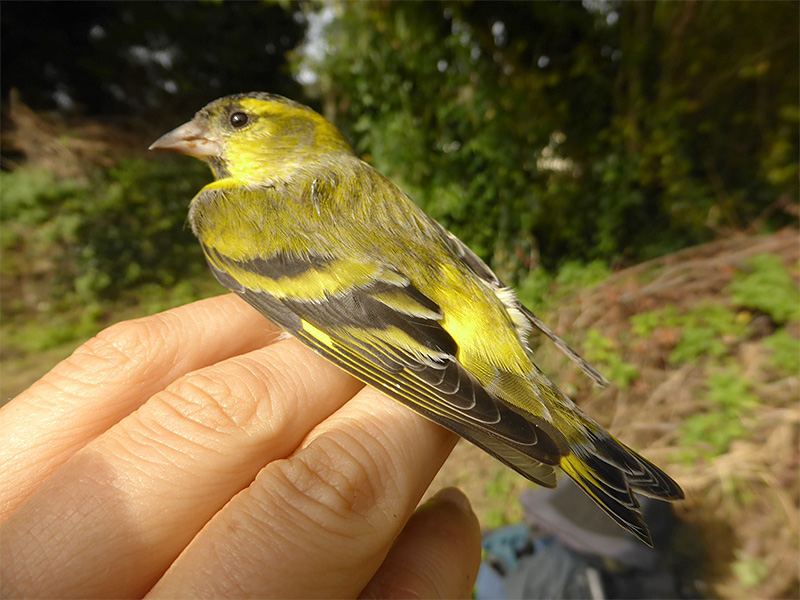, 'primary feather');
151,92,684,545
